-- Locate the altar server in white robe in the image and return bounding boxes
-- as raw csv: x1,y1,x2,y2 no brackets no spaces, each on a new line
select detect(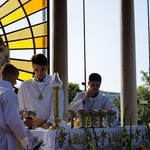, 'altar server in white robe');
18,54,64,129
0,64,28,150
68,73,119,123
